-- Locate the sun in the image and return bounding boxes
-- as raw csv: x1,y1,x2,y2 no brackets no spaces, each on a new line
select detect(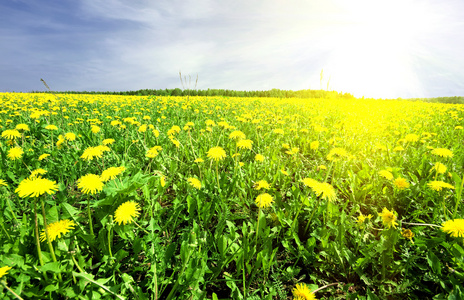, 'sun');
320,0,434,99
